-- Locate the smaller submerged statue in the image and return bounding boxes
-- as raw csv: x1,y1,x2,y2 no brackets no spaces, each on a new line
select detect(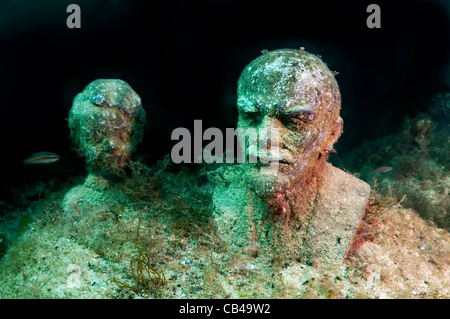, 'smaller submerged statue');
62,79,146,212
68,79,146,179
212,49,370,265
